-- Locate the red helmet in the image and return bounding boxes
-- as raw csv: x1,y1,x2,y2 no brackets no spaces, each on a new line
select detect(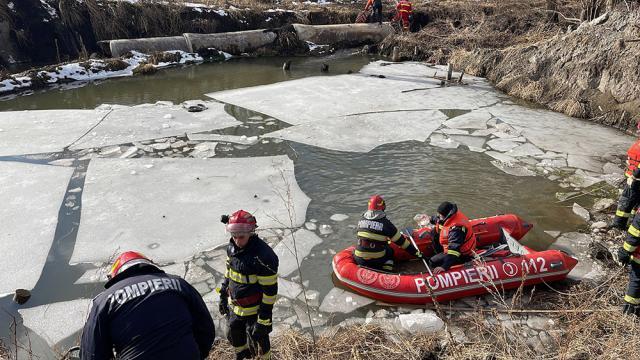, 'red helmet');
367,195,386,211
108,251,154,280
226,210,257,233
